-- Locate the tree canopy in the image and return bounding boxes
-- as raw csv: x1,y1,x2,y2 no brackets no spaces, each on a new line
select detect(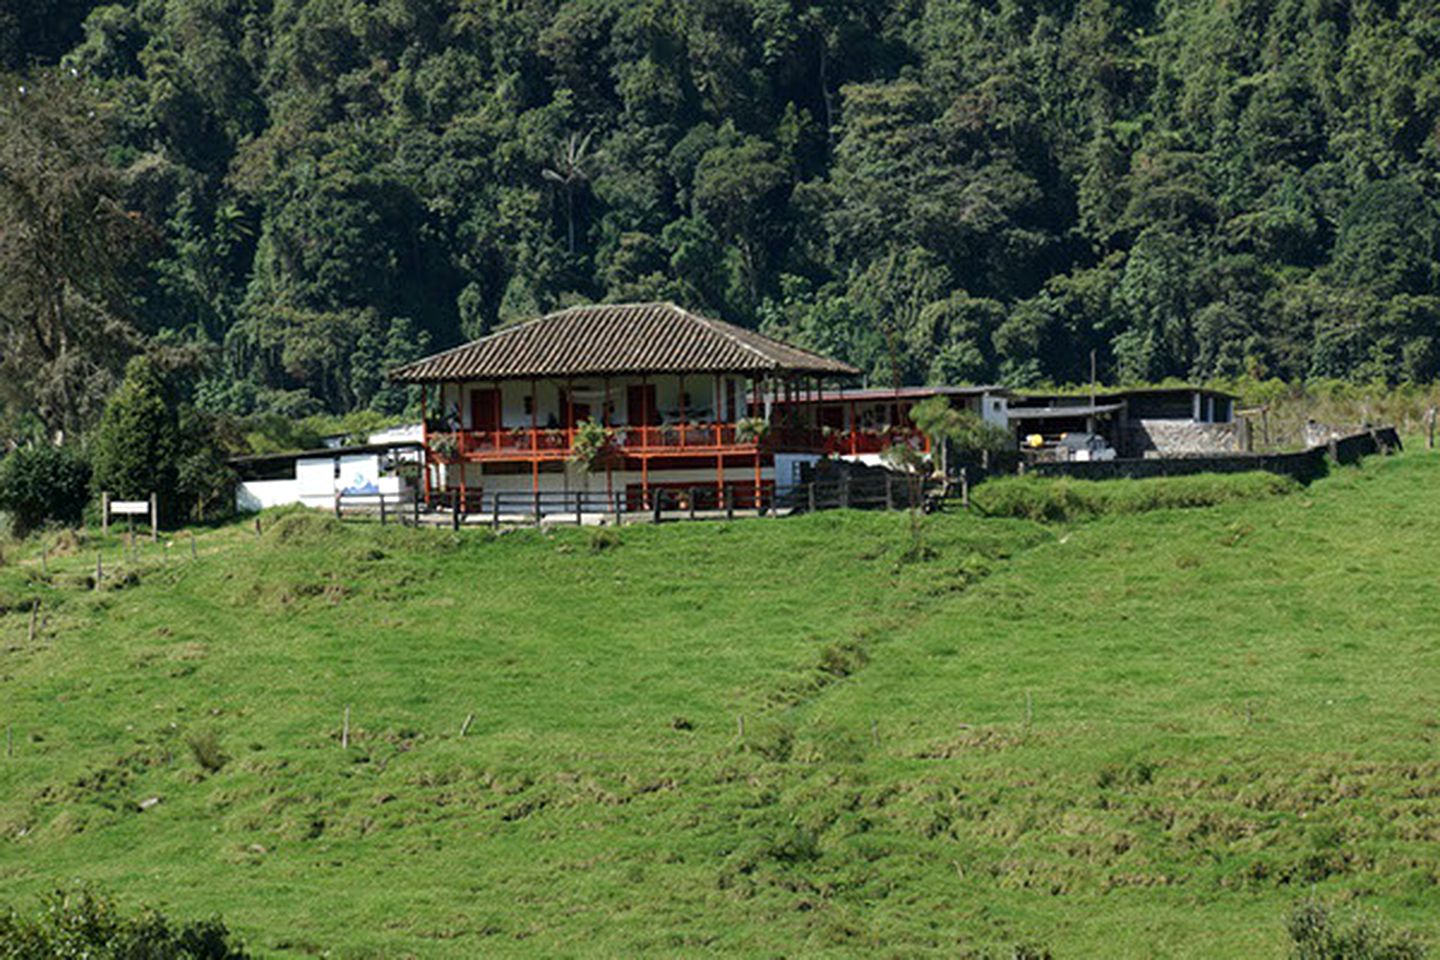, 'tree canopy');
4,0,1440,431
